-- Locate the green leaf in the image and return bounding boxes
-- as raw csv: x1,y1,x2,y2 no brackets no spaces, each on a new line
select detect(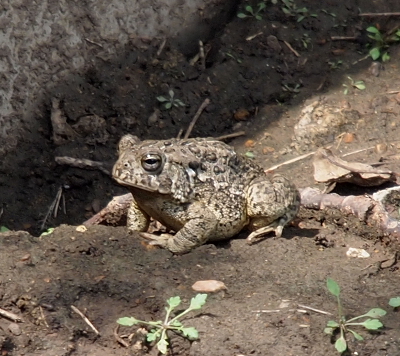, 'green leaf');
348,329,364,341
258,3,266,11
147,330,159,342
361,318,383,330
168,90,174,98
369,47,381,60
40,227,55,236
389,297,400,308
117,317,141,326
237,13,248,18
256,15,262,20
282,7,291,15
327,320,340,328
189,294,208,310
157,338,169,354
297,7,308,13
156,96,168,102
0,226,10,232
297,15,305,22
245,5,254,14
364,308,386,318
327,278,340,297
167,296,181,309
182,326,199,339
170,319,183,327
366,26,380,34
335,335,347,353
382,52,390,62
324,327,334,335
245,151,255,158
354,81,365,90
165,102,172,109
